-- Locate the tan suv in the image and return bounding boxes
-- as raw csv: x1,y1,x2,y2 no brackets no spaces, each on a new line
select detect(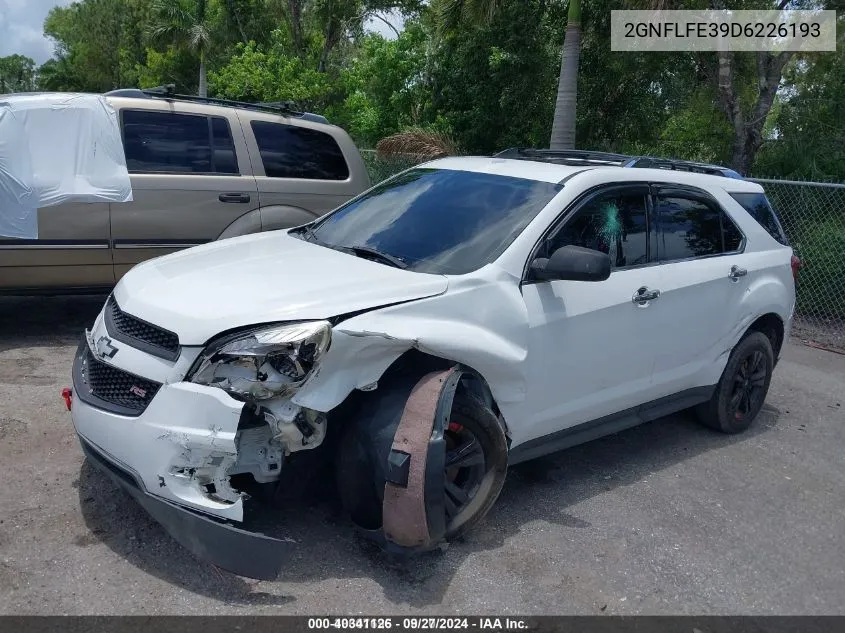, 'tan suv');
0,90,370,293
